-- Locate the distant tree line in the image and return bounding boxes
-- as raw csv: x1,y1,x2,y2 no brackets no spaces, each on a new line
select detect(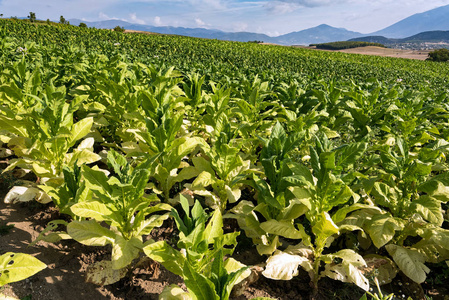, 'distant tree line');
310,41,386,50
427,48,449,62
